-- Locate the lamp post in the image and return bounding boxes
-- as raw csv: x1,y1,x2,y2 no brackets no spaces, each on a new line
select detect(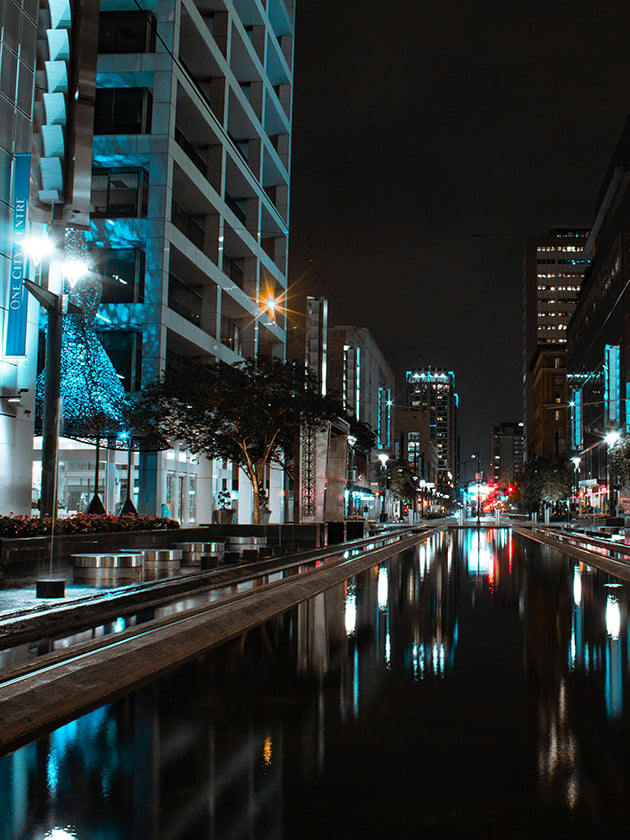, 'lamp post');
23,234,84,518
377,451,389,522
571,456,581,519
346,434,357,517
471,451,481,529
